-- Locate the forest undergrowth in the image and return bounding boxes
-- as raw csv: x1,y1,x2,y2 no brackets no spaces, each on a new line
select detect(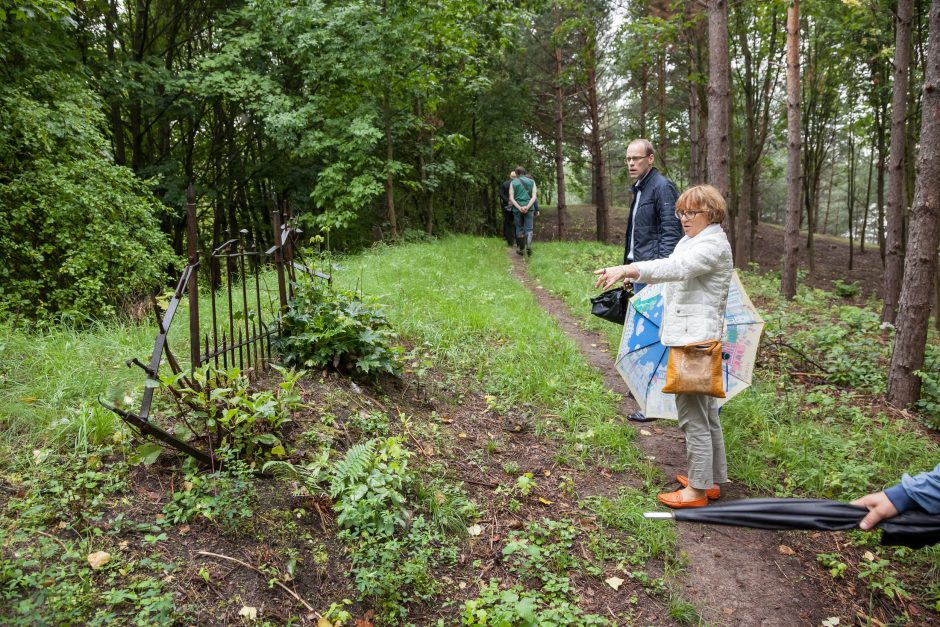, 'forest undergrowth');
0,235,938,624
